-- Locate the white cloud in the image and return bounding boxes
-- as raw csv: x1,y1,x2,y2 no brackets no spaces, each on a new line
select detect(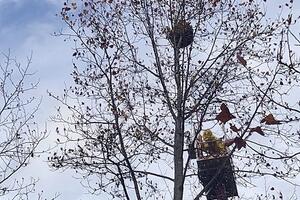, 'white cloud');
0,2,93,199
46,0,63,6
